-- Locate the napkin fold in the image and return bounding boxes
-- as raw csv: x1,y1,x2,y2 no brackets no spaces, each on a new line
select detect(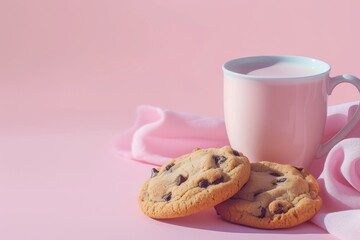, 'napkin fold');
311,138,360,239
116,105,229,165
116,102,360,239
